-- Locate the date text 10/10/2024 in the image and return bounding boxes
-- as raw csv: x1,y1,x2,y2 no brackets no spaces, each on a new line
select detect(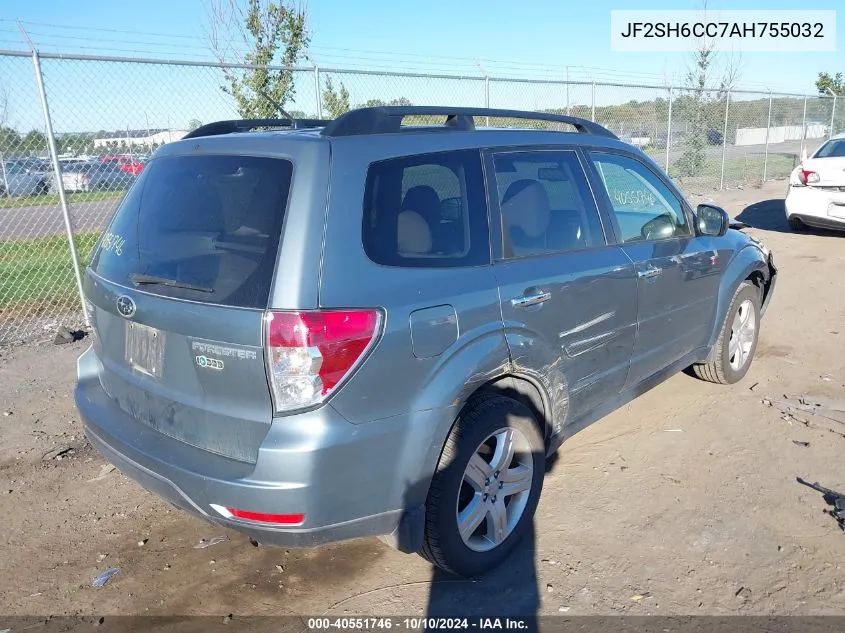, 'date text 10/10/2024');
306,618,532,631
